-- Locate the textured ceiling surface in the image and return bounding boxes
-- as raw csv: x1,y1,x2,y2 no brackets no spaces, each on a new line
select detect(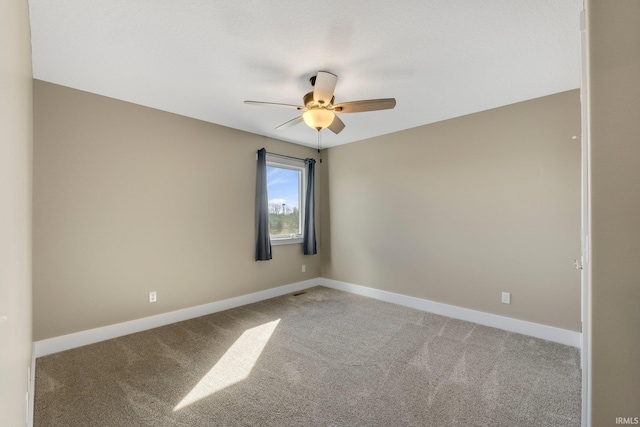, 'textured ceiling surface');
28,0,582,148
